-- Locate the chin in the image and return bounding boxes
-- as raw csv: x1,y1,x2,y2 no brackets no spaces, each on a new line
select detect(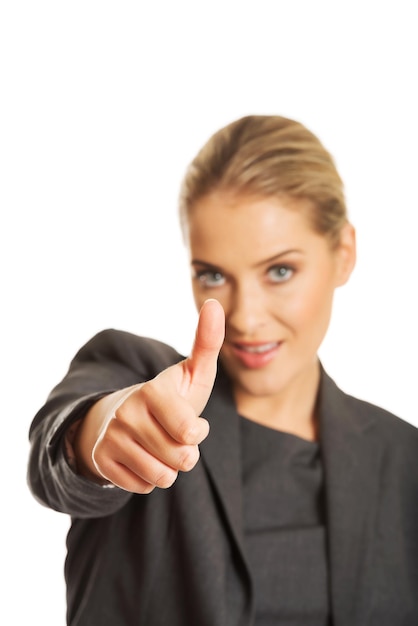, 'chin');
220,352,319,401
222,362,287,398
